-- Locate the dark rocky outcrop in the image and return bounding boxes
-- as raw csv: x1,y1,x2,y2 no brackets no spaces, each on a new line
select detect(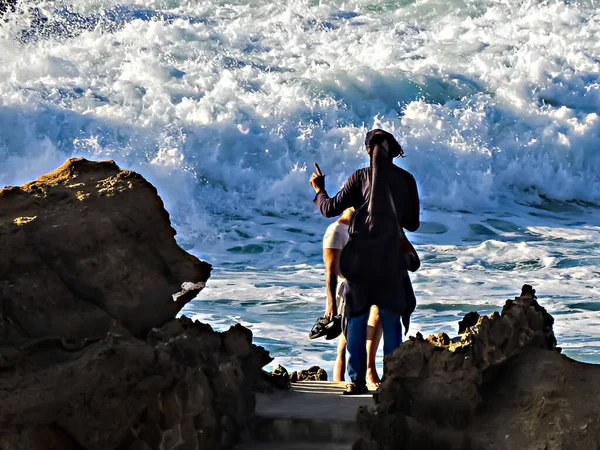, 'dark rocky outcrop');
261,364,292,391
290,365,328,382
457,311,480,335
0,158,210,342
0,159,270,450
355,285,600,450
0,317,271,450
